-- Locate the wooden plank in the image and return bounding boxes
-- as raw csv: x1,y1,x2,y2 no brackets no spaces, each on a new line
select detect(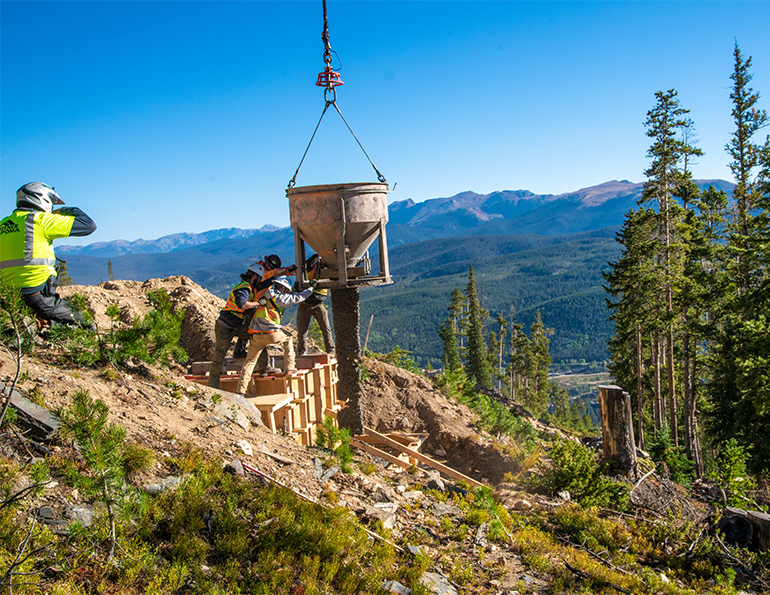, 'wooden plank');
351,439,416,470
351,435,411,460
246,393,295,432
3,385,60,441
361,427,485,489
218,376,240,394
